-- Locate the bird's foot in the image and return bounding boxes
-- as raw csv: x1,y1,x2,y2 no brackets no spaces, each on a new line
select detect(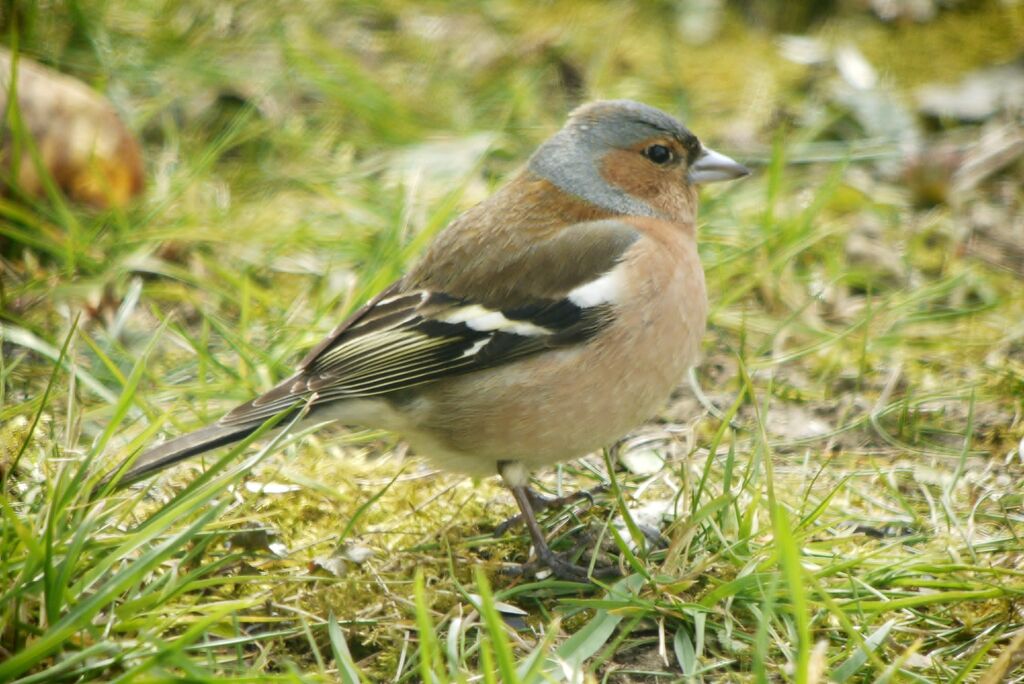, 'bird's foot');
499,479,617,583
